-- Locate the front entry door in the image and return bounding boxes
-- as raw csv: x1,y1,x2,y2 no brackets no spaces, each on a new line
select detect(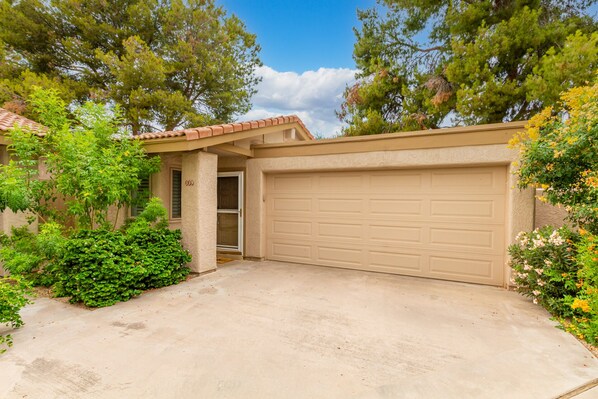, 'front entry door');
217,172,243,253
